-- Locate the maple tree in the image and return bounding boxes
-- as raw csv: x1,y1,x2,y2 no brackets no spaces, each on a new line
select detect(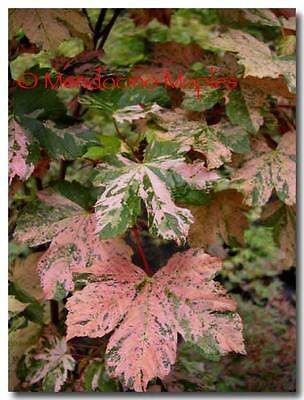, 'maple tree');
9,8,296,392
